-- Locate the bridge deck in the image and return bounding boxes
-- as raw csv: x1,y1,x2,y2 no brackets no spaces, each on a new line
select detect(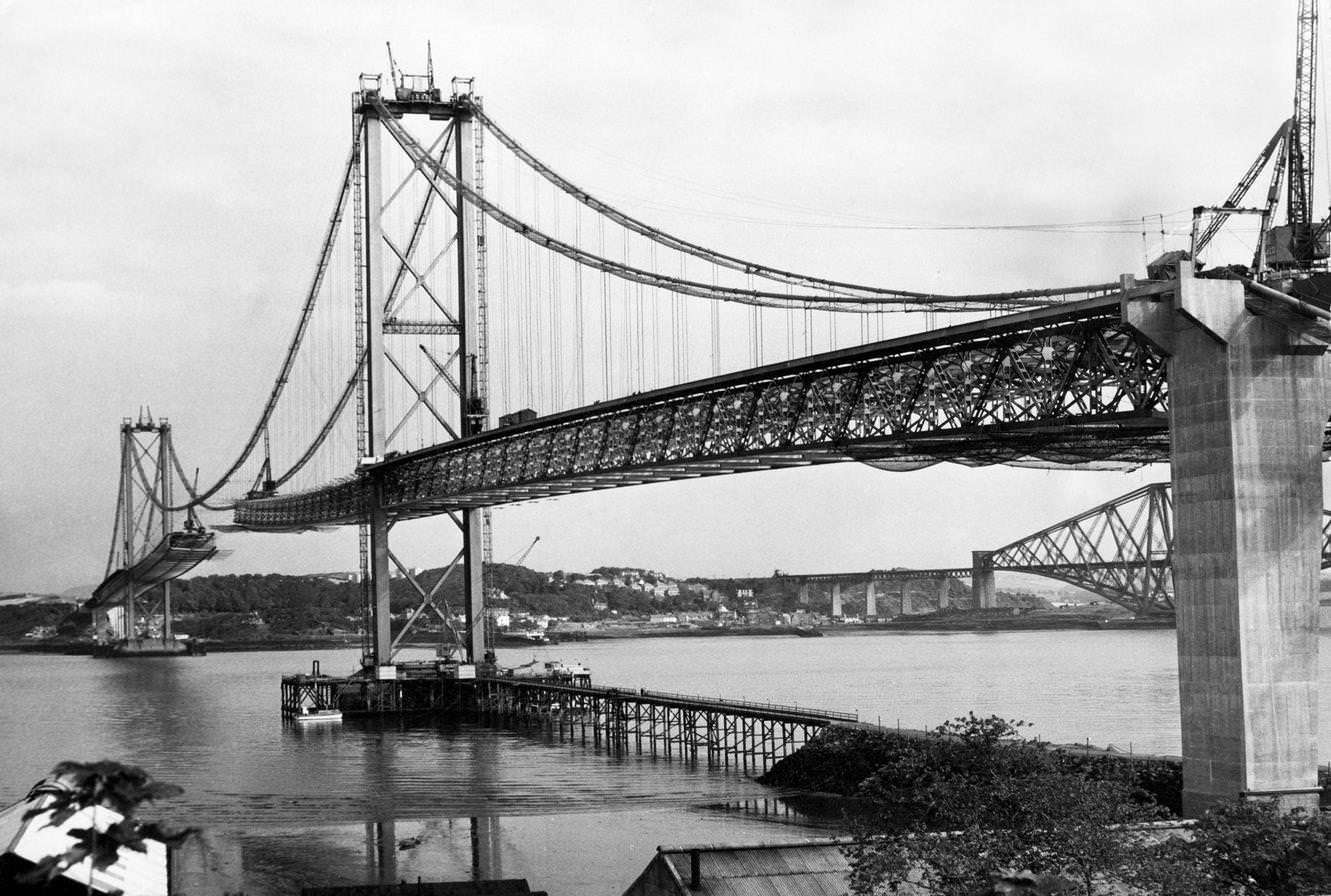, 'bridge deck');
88,530,219,609
237,287,1176,530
